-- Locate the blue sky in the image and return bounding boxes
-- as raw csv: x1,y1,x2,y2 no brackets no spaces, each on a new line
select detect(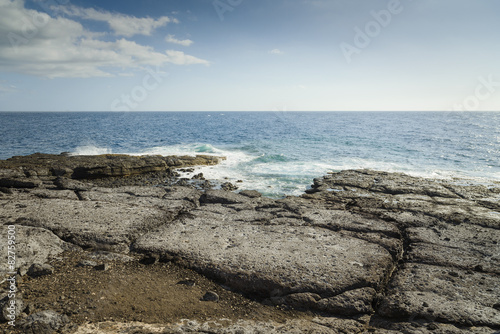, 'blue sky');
0,0,499,111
